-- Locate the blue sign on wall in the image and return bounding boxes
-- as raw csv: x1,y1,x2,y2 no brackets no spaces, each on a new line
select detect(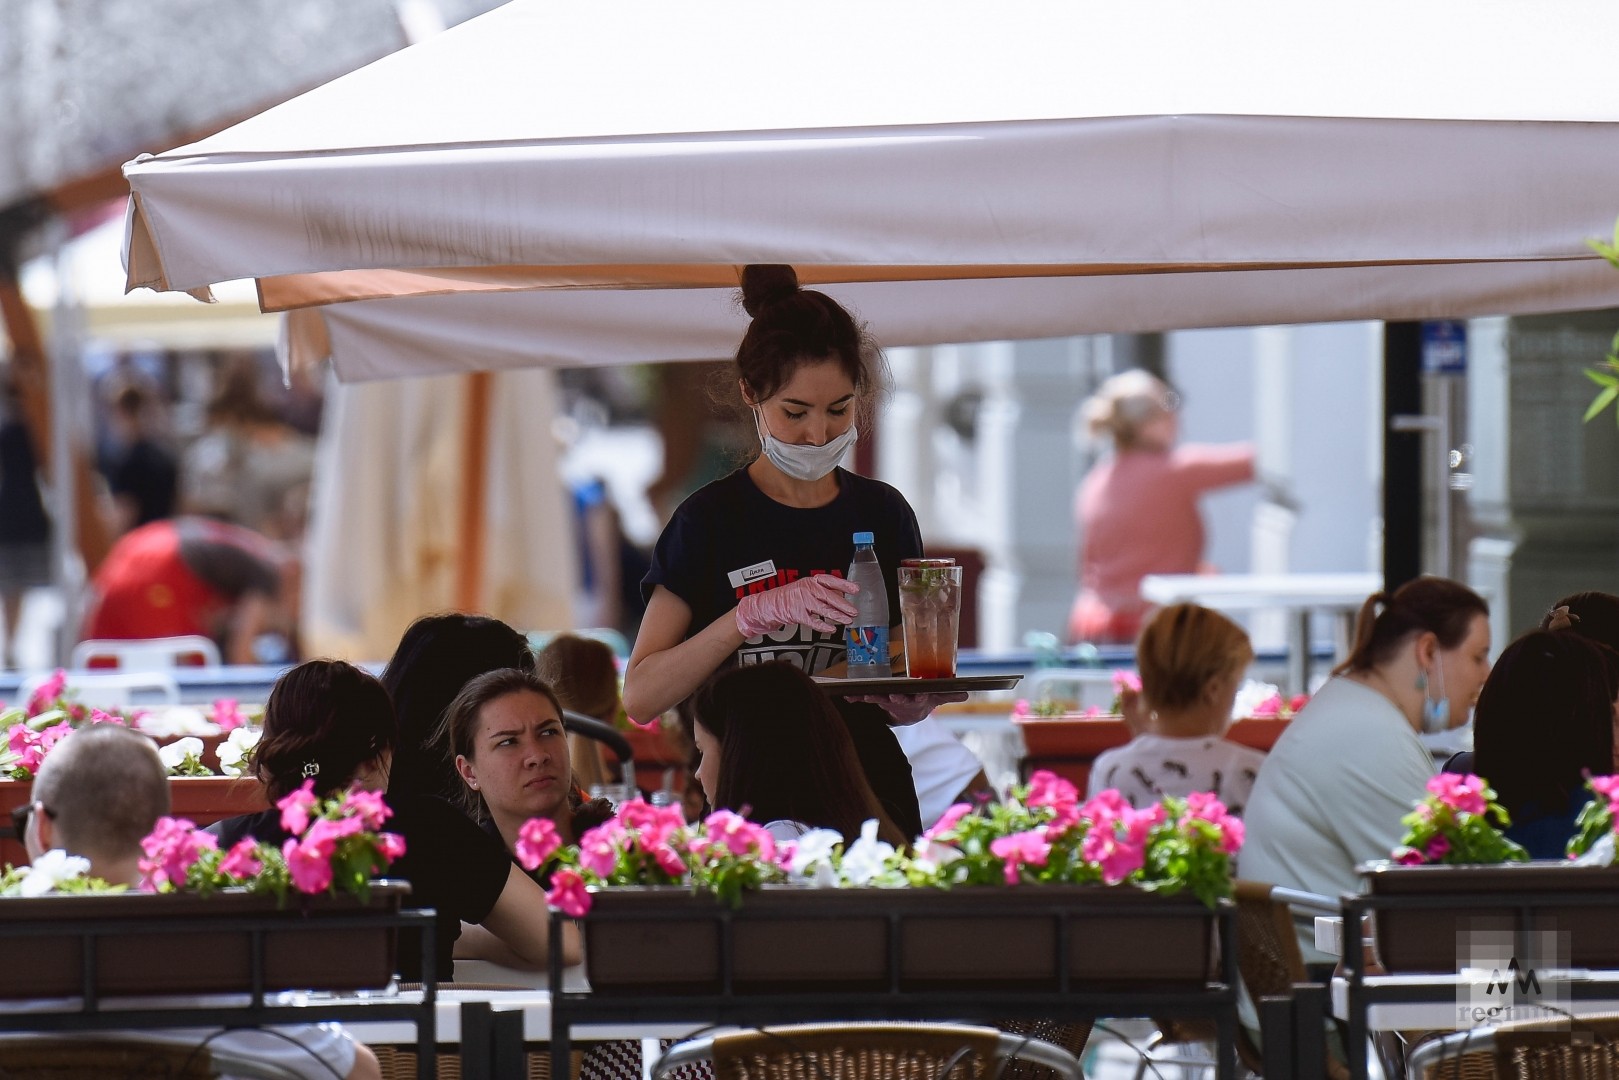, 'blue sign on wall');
1421,320,1468,375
